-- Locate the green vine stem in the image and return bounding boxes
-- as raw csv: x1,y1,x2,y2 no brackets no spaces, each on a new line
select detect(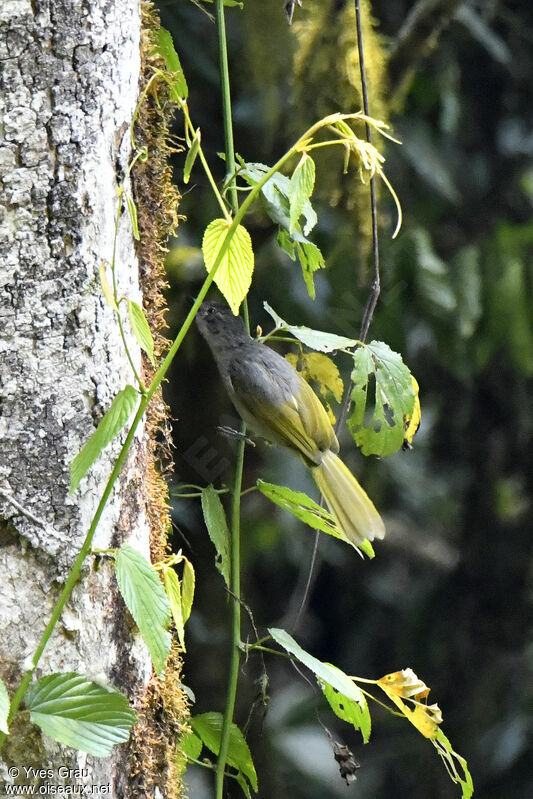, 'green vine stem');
212,1,247,796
